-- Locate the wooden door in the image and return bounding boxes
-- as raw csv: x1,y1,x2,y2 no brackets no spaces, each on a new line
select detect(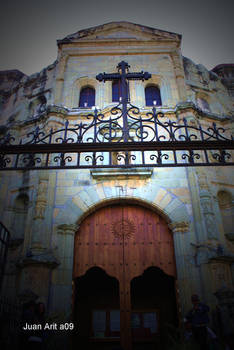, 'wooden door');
73,204,176,350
